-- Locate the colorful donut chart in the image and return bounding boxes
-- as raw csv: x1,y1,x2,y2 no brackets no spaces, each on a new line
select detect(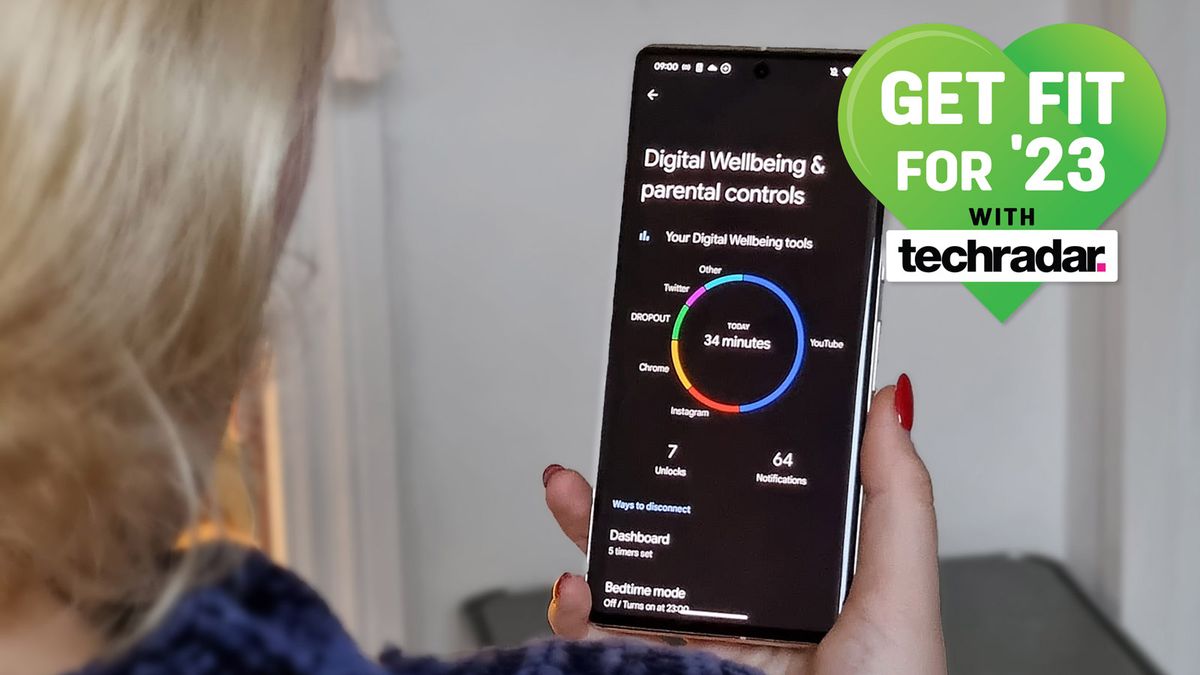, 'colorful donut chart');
670,274,805,413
